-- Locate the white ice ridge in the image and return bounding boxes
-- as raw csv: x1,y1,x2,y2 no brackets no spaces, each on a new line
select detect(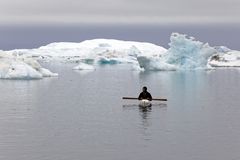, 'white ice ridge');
8,39,167,71
5,33,240,71
209,50,240,67
9,39,167,65
0,51,58,79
